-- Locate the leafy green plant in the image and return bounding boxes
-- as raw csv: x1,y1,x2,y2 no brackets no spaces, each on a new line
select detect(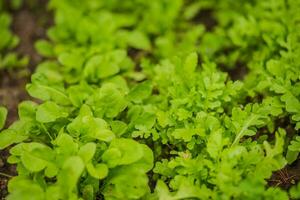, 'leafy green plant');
0,0,300,199
0,0,28,70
